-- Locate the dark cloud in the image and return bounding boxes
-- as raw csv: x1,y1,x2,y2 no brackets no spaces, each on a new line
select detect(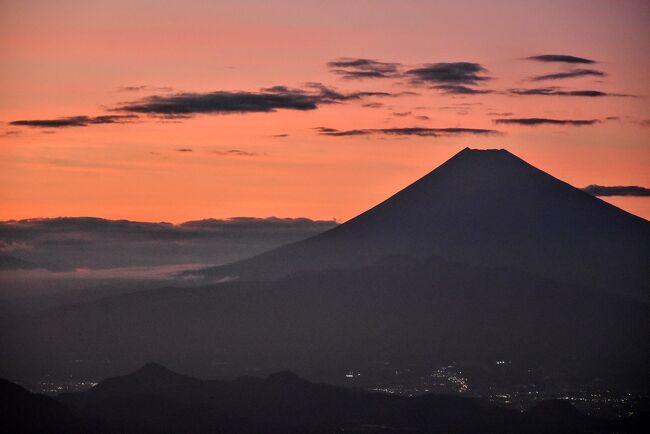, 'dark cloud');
433,84,493,95
316,126,500,137
362,102,384,109
116,89,319,115
487,112,513,116
406,62,491,85
638,119,650,127
176,148,193,152
271,133,289,137
582,185,650,197
508,87,630,97
327,58,402,79
115,84,396,117
531,68,606,81
10,115,138,128
494,118,599,126
527,54,596,64
393,111,412,117
405,63,493,94
414,115,431,121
